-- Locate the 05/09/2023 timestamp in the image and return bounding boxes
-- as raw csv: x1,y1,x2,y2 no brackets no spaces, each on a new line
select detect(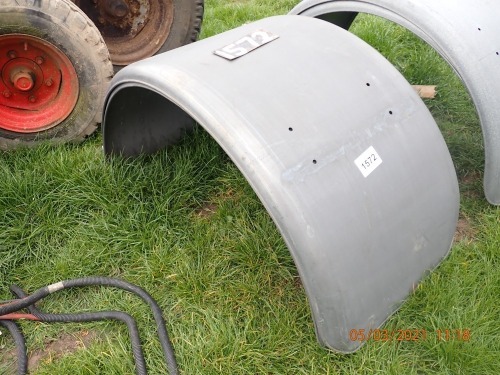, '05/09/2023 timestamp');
349,329,471,342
